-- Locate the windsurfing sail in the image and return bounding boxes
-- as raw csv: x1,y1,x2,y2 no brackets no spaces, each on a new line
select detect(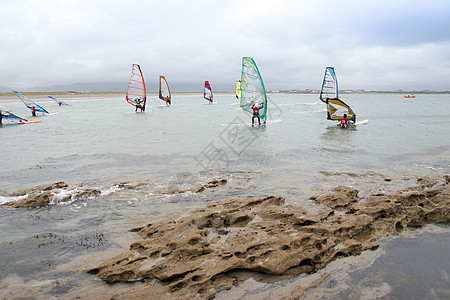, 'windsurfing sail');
13,91,49,114
1,110,26,121
319,67,338,103
0,109,31,125
326,98,355,121
204,81,213,102
235,80,241,100
239,57,267,122
159,76,171,104
319,67,356,122
48,96,69,106
125,64,147,111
